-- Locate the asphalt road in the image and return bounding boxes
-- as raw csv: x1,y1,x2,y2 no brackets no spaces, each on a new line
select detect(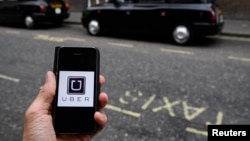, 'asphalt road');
0,23,250,141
